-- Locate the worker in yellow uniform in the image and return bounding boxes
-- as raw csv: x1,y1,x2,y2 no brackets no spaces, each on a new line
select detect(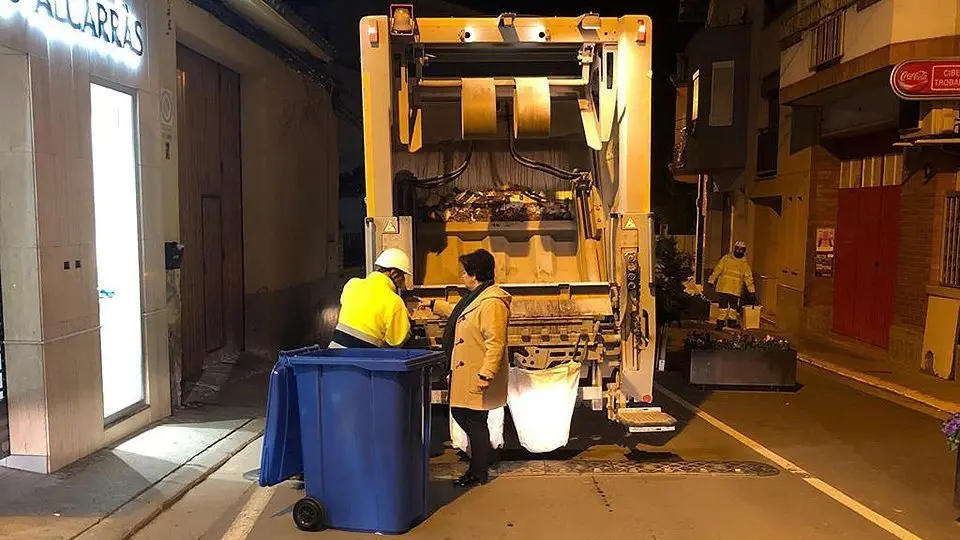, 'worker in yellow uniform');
707,241,756,330
330,248,412,348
